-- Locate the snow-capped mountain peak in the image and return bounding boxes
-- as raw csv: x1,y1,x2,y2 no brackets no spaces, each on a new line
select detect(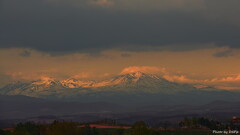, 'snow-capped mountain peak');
61,78,95,88
128,71,161,80
85,72,160,88
127,71,146,79
30,77,64,91
93,71,172,91
32,77,56,86
119,71,158,82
